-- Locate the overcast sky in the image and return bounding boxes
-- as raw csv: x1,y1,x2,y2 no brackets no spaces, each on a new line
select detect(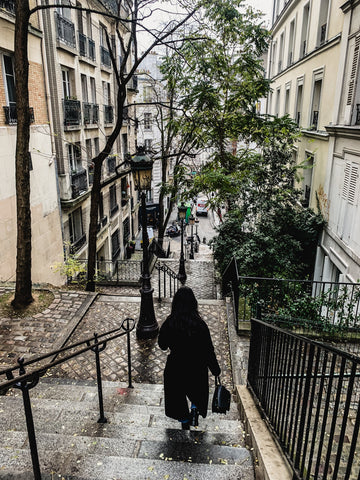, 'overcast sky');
245,0,273,26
